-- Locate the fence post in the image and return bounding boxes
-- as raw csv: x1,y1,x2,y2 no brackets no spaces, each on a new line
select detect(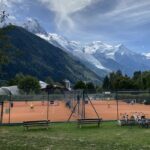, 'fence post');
77,93,80,116
47,91,50,121
82,90,86,119
8,93,12,124
116,91,119,120
0,101,4,124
